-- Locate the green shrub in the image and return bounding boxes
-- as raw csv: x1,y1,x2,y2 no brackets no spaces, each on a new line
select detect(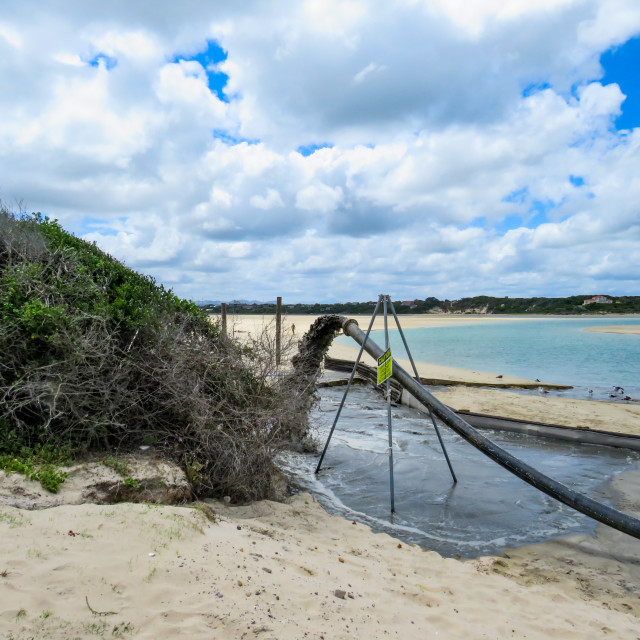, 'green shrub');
103,455,130,477
0,205,310,501
0,446,69,493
